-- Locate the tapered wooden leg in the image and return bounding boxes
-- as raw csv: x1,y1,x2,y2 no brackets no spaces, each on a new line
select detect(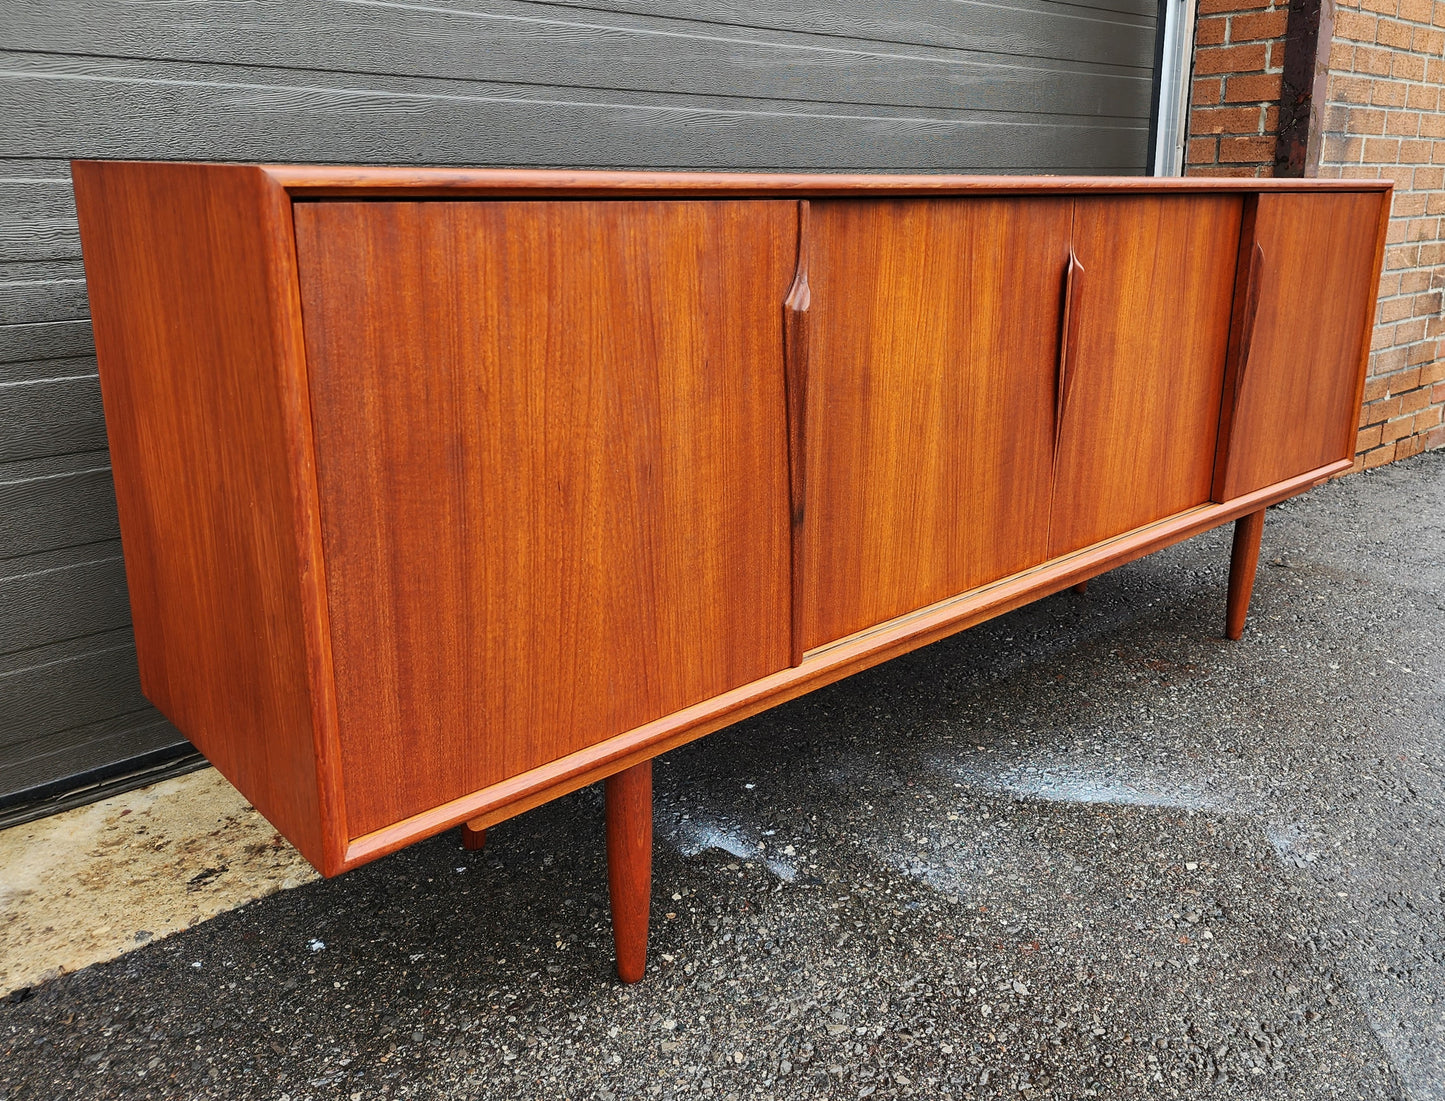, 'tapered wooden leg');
460,818,487,851
605,759,653,984
1226,508,1266,641
1072,580,1089,594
